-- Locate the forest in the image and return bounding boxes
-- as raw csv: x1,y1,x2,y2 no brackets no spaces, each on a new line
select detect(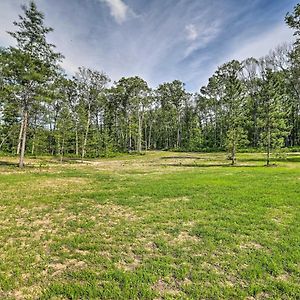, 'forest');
0,2,299,167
